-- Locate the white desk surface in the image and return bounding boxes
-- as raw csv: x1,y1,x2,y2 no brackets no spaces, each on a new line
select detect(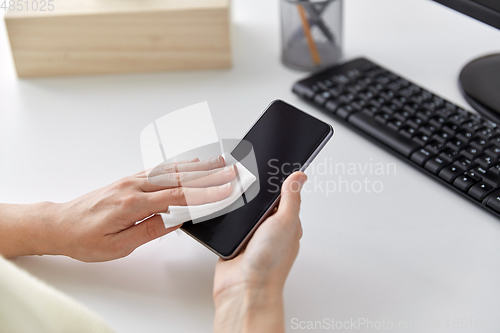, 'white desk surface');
2,0,500,332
